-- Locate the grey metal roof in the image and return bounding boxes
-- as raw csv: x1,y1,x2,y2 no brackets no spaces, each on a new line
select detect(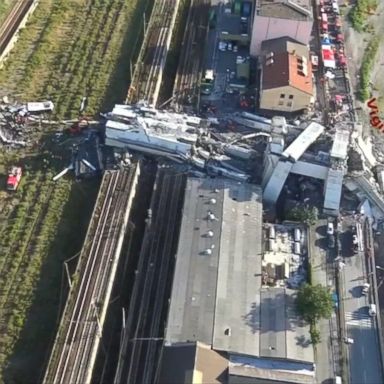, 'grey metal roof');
165,177,263,358
212,181,263,356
